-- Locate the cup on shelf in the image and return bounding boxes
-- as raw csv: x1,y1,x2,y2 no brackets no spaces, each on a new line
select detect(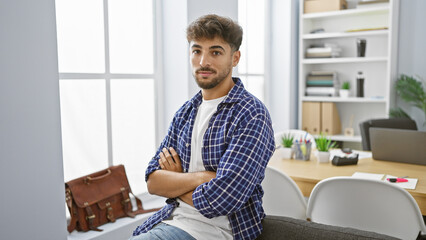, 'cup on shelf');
357,38,367,57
